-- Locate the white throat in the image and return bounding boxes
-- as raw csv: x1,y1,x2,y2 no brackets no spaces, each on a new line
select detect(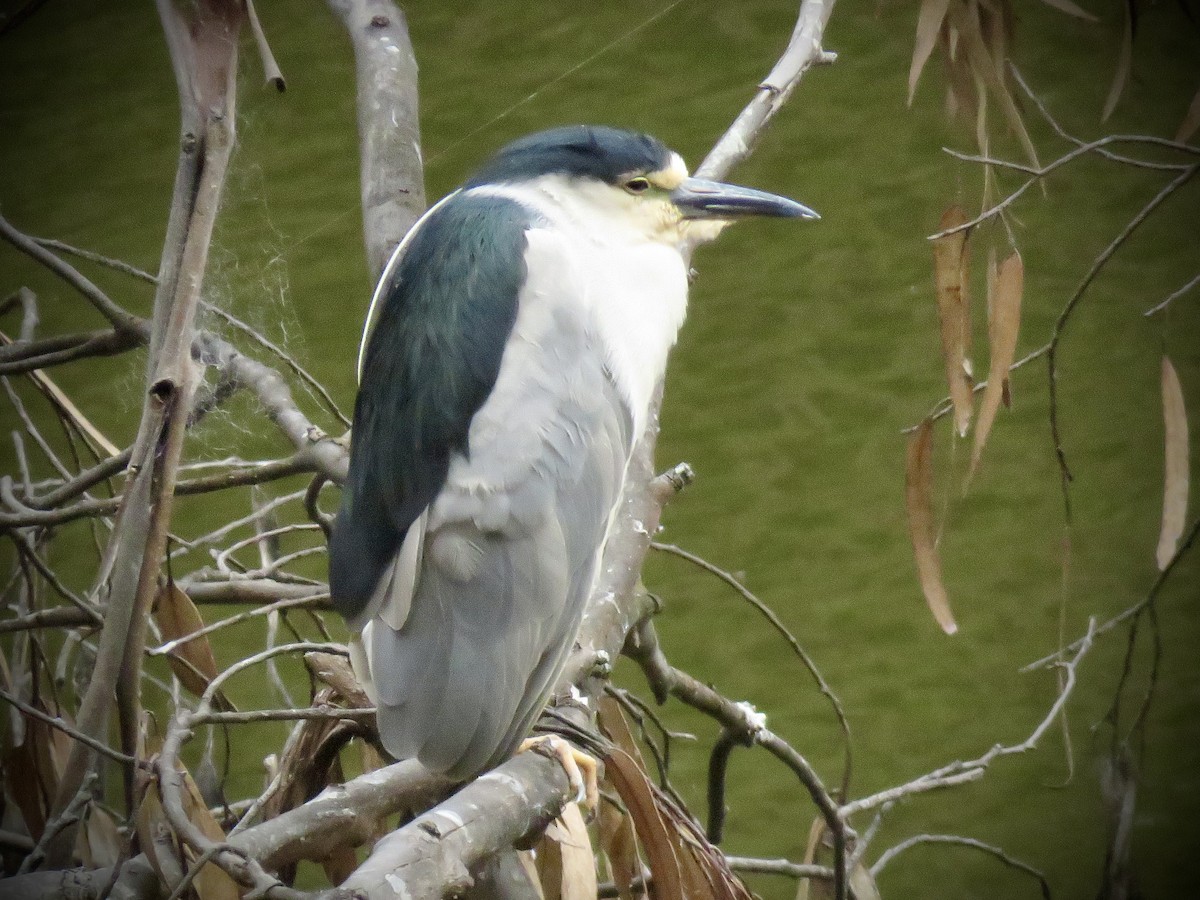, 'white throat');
466,179,691,438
